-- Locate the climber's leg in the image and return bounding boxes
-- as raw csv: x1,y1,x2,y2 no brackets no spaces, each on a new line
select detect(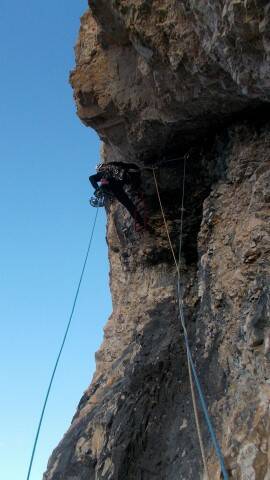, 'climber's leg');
110,181,144,226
